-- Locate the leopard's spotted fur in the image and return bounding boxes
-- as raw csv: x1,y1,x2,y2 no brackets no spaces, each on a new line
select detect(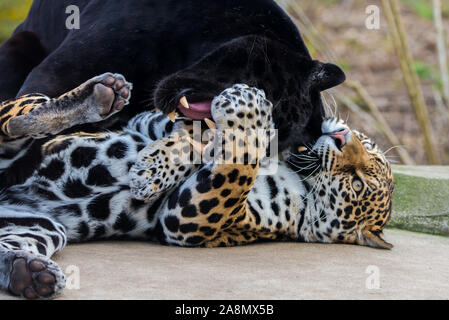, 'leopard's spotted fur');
0,75,393,299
